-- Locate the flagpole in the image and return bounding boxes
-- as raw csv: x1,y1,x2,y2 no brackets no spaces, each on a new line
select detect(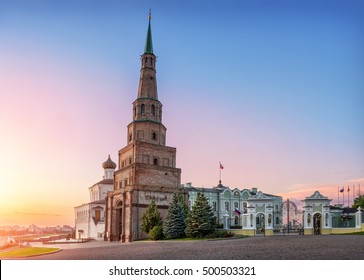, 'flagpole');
343,187,345,208
337,186,339,204
347,185,350,207
359,183,361,196
219,161,221,184
353,184,355,203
